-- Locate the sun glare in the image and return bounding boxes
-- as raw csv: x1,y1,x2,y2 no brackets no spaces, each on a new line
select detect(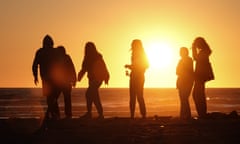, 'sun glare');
145,41,174,70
